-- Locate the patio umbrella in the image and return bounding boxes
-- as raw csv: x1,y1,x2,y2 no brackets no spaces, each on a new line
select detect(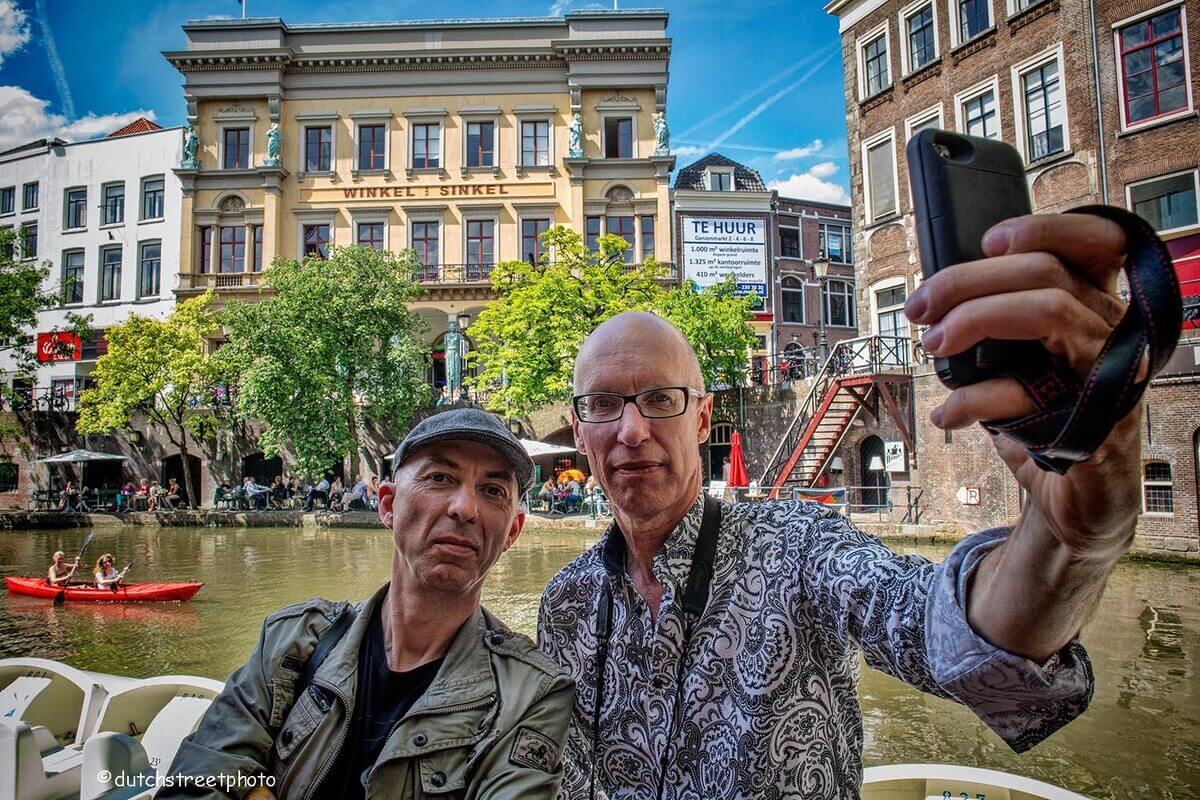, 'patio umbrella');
35,449,128,463
728,431,749,488
519,439,577,458
558,468,586,483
